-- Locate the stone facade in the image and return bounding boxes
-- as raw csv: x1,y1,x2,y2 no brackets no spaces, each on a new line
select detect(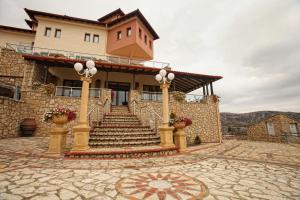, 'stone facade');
0,48,102,138
129,90,222,144
247,114,300,143
0,48,222,144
